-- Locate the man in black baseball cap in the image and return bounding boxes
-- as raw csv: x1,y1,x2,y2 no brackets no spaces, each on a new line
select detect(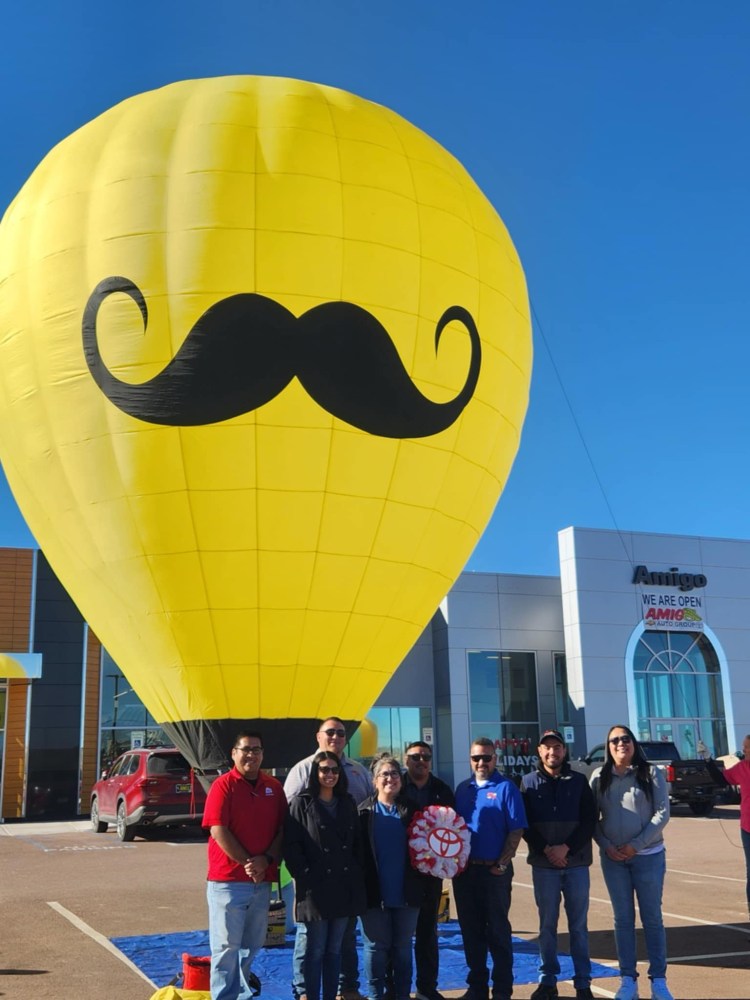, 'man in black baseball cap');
520,729,597,1000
